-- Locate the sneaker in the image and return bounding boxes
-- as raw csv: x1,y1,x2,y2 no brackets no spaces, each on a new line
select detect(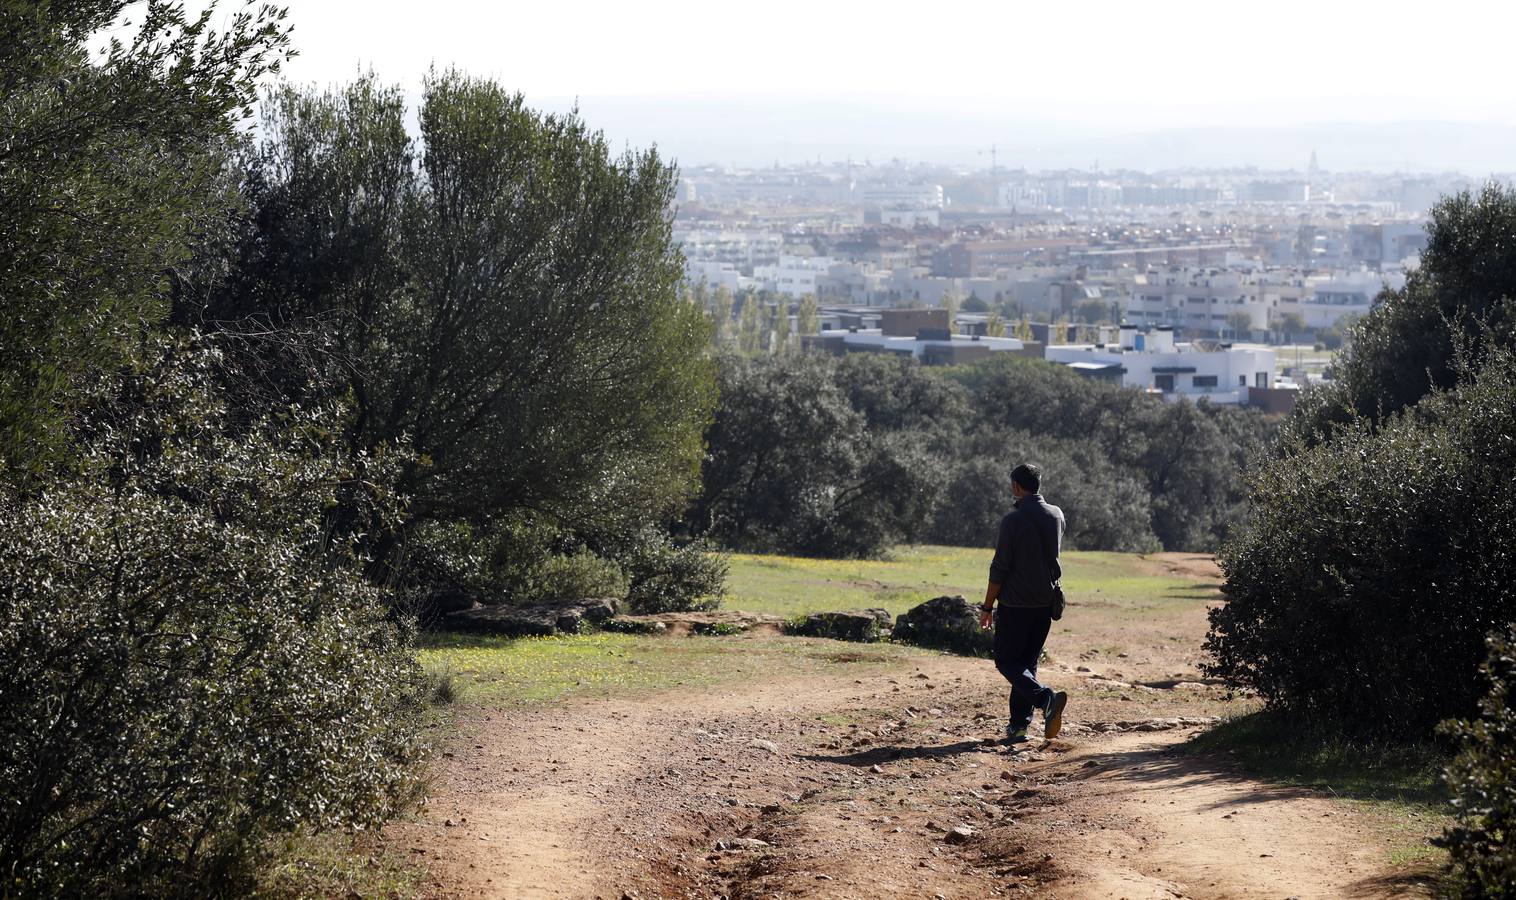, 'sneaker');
1042,690,1069,740
1005,726,1030,745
